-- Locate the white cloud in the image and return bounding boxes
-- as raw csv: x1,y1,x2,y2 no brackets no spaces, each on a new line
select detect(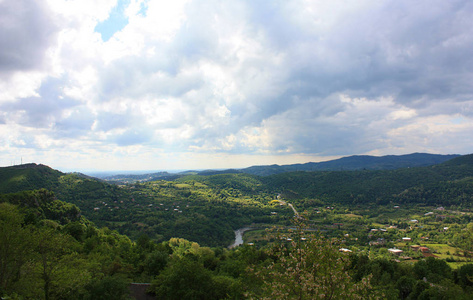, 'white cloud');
1,0,473,171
